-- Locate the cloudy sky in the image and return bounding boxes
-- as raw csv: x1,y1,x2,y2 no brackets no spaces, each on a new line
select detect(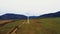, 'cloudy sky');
0,0,60,16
